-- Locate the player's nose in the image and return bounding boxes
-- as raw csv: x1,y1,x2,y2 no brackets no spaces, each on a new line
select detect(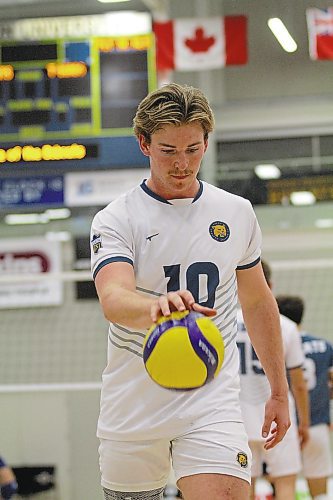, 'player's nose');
174,152,188,170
